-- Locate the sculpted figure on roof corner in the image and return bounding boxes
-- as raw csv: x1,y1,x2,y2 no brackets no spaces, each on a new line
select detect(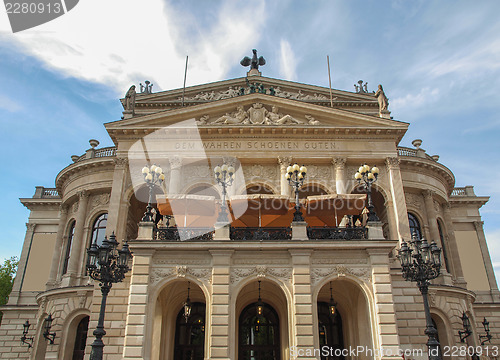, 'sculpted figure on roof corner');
375,84,389,112
124,85,136,111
